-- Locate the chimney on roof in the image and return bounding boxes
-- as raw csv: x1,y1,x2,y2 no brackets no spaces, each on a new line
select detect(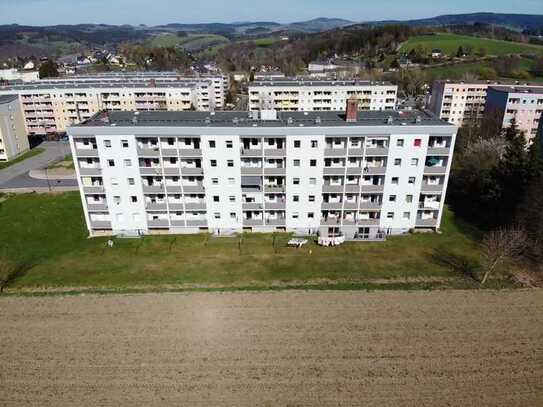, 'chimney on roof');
346,95,358,123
